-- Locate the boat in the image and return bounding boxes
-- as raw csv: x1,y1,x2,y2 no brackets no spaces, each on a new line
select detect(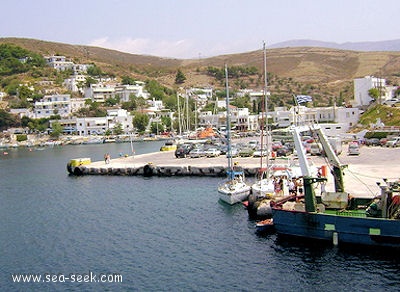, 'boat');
218,65,251,205
271,125,400,248
251,43,276,199
160,140,177,151
248,43,292,217
255,218,275,233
